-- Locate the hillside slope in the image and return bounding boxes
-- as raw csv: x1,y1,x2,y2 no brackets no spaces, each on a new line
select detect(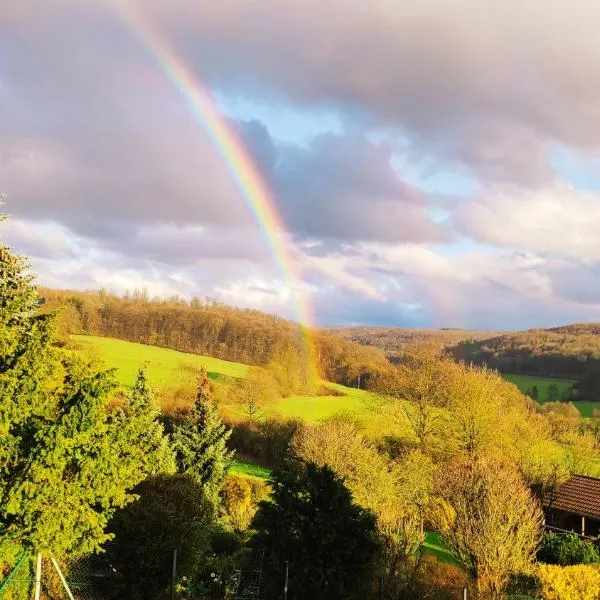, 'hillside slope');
451,324,600,380
329,326,501,361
